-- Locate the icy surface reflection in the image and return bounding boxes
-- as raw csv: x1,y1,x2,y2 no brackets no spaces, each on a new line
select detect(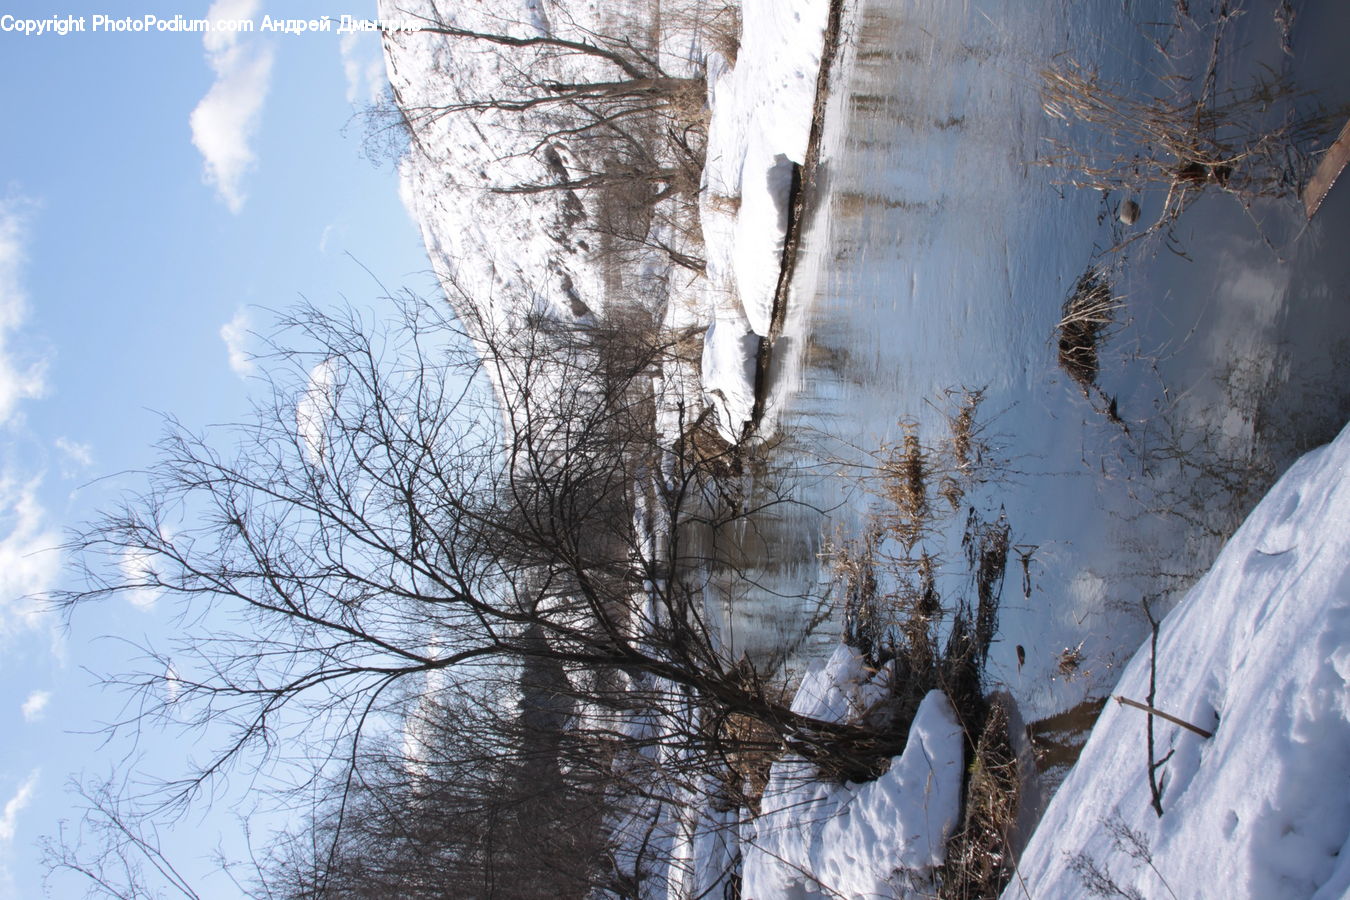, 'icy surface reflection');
721,0,1350,724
